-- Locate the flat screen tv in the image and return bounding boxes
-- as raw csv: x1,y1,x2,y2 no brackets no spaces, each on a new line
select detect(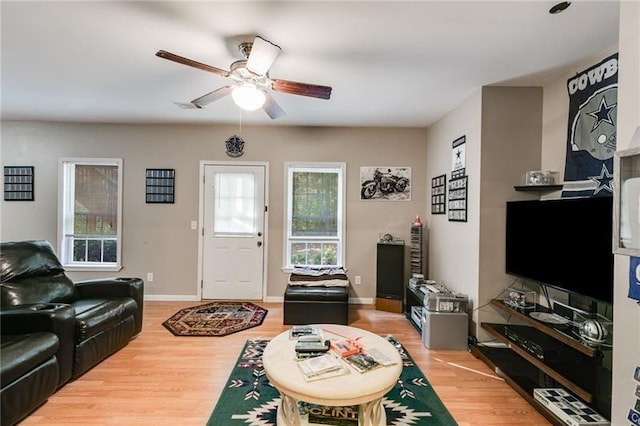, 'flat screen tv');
505,196,613,304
